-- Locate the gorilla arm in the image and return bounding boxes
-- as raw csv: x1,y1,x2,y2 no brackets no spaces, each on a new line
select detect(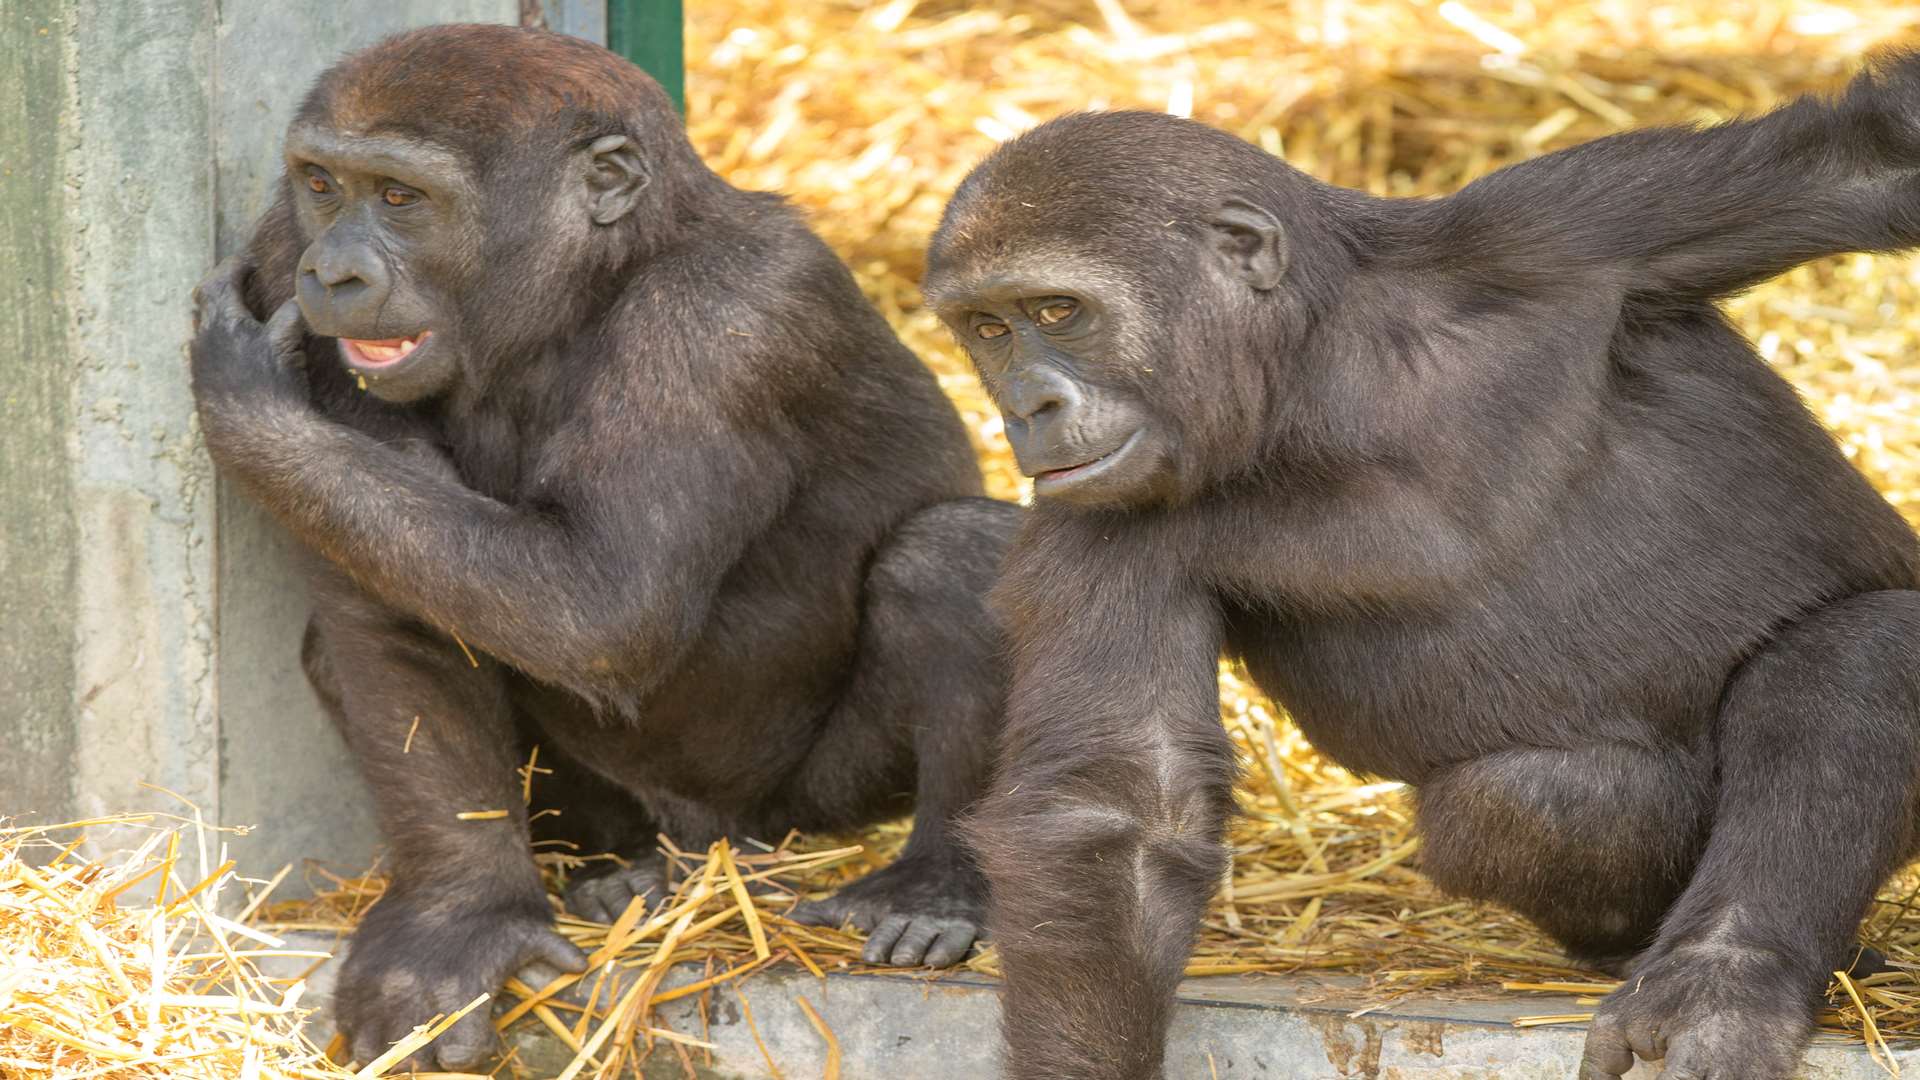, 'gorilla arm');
1427,53,1920,301
189,259,795,709
966,512,1235,1080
